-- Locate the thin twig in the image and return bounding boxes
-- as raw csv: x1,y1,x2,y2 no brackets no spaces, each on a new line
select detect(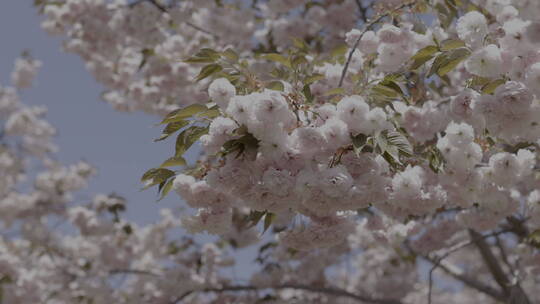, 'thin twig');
355,0,369,22
148,0,167,12
494,235,513,273
185,22,219,39
173,284,403,304
338,0,417,87
406,230,512,302
129,0,219,39
109,268,160,277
